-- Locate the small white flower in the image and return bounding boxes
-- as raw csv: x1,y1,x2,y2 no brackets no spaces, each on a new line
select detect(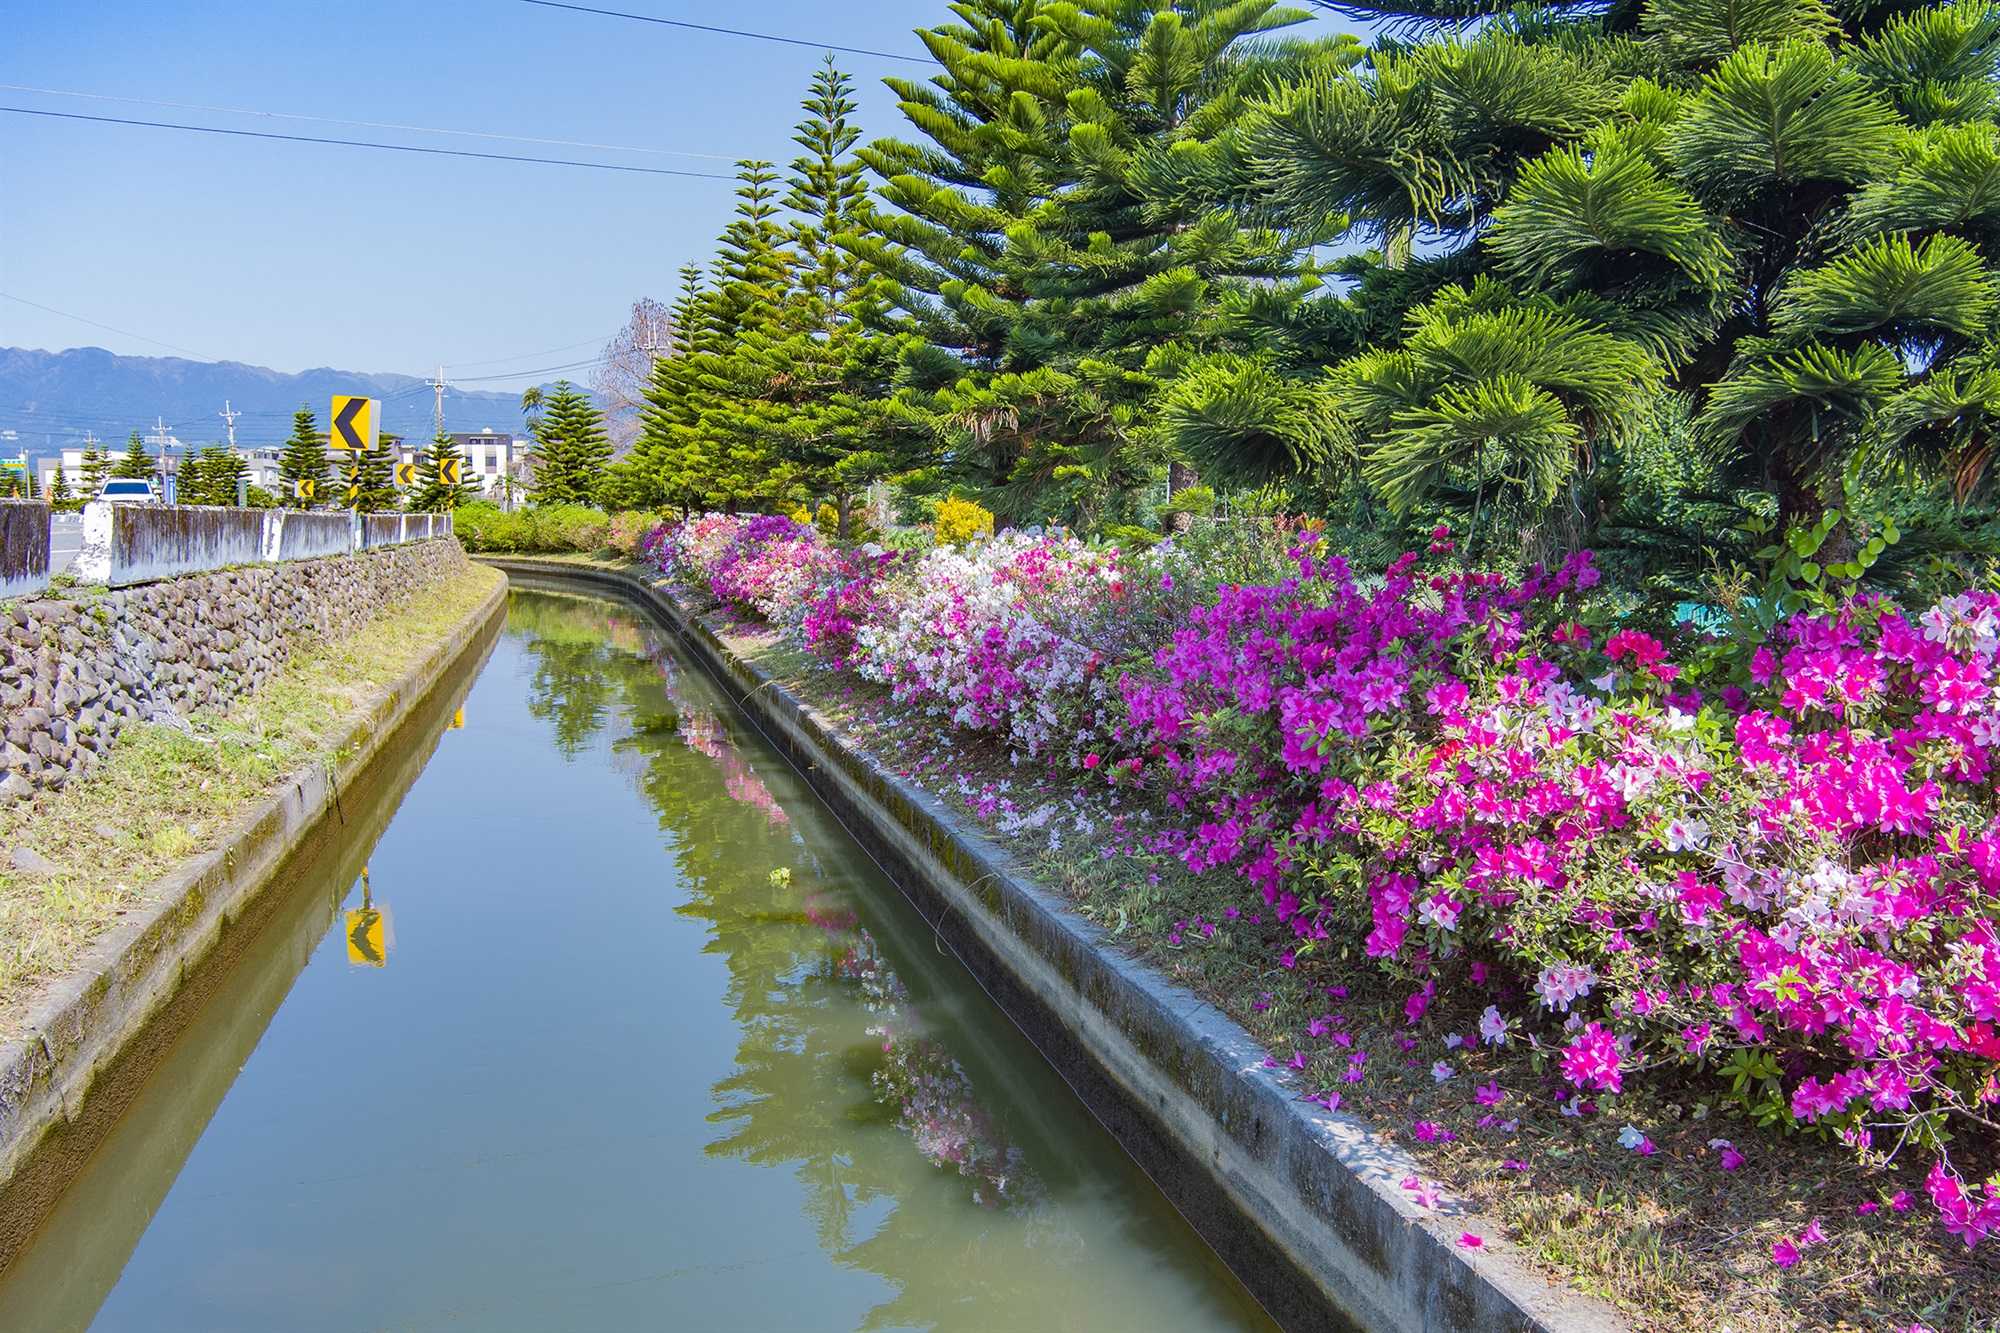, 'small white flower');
1431,1061,1455,1083
1662,817,1710,852
1617,1125,1647,1150
1443,1033,1465,1050
1479,1005,1512,1047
